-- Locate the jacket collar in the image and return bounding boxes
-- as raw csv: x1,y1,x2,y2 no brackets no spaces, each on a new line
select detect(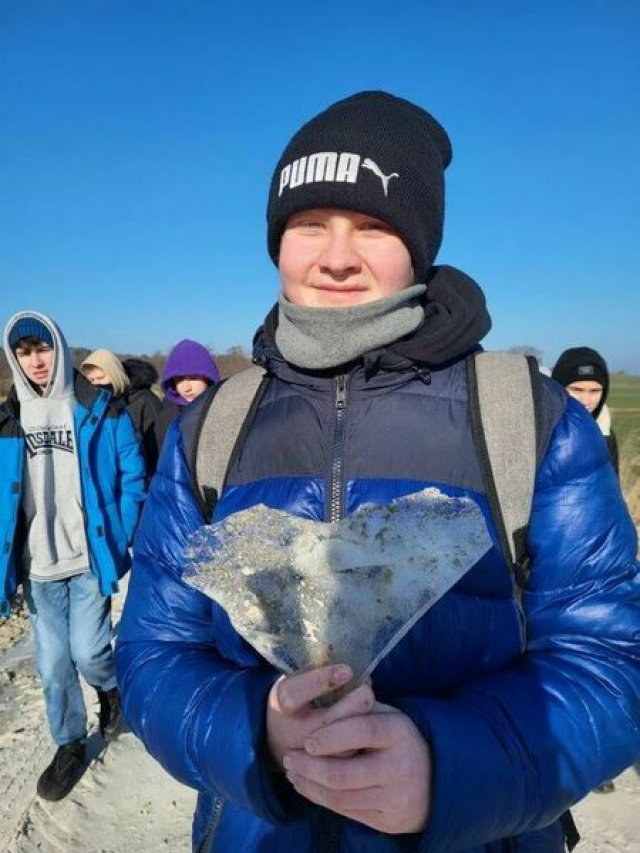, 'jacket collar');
254,264,491,377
